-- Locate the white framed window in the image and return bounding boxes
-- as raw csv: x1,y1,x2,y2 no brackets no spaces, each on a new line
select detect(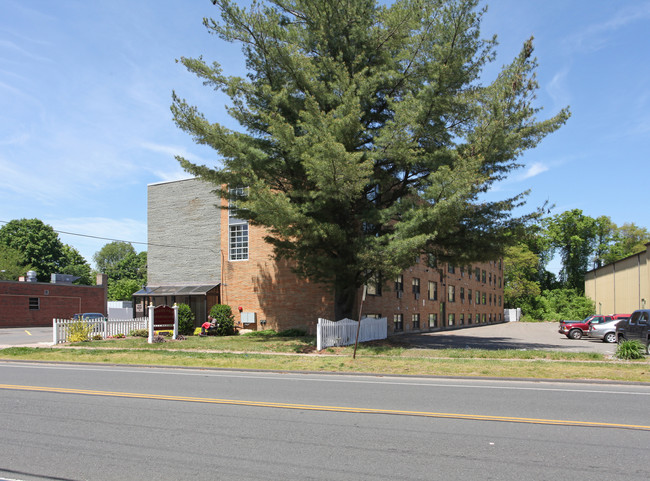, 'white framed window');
229,224,249,261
